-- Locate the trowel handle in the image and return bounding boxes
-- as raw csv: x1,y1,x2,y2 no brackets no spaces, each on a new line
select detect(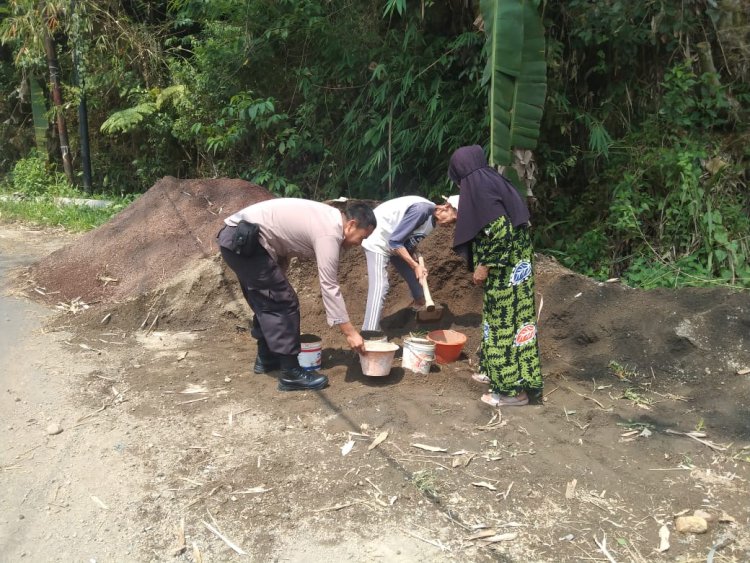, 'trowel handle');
418,256,435,312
